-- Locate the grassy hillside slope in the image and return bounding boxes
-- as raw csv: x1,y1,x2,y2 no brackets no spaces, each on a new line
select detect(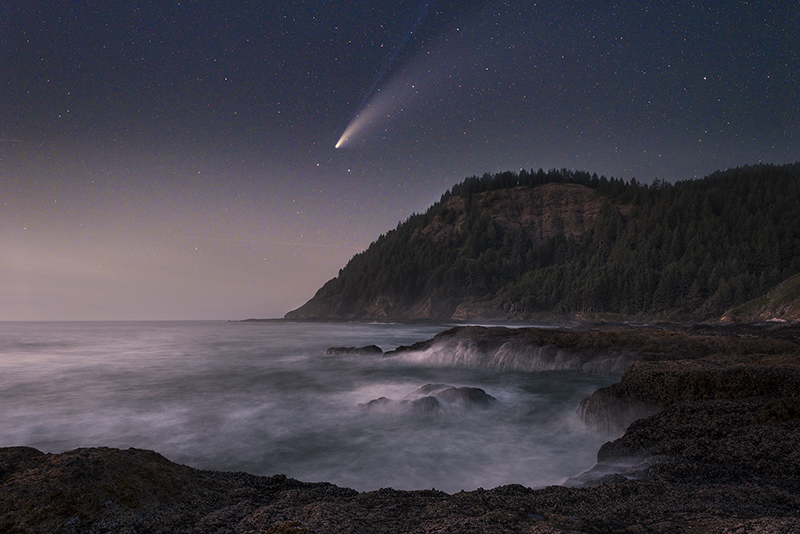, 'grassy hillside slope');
723,273,800,322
